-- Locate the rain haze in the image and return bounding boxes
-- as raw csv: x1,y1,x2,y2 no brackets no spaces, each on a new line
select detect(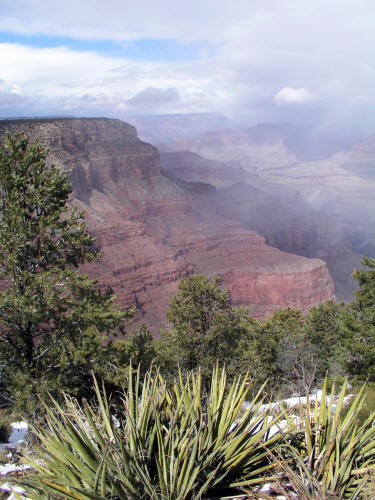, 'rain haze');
1,0,375,272
0,0,374,147
3,5,375,494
